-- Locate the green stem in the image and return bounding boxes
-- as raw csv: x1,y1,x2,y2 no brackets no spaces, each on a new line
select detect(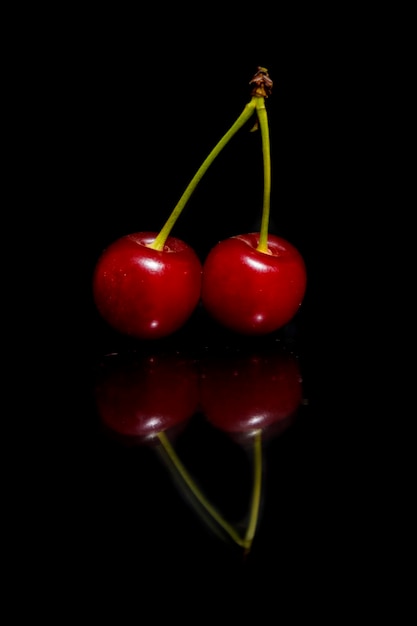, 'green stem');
244,429,263,547
255,97,272,253
156,431,249,547
148,97,258,251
